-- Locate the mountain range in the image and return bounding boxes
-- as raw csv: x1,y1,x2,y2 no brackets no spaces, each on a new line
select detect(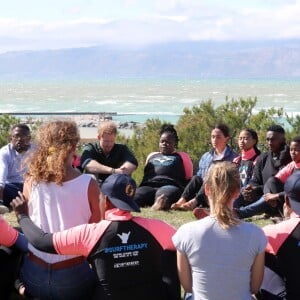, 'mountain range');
1,40,300,79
